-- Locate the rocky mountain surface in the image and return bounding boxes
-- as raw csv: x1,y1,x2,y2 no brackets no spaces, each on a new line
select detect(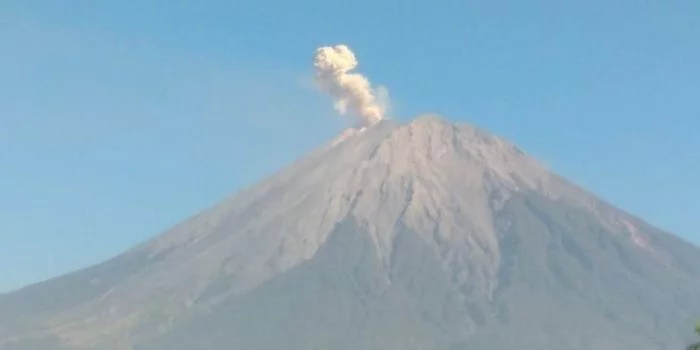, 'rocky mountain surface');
2,115,699,350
